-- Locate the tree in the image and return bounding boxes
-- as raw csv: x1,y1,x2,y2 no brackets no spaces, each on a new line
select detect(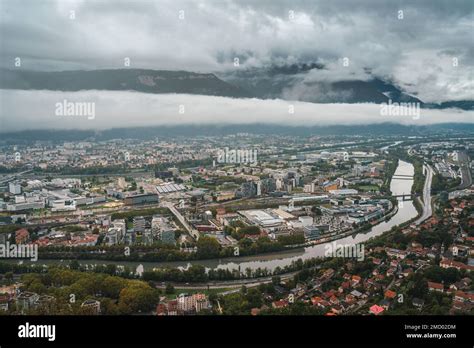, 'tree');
118,282,160,314
28,280,47,294
69,260,80,270
100,297,120,315
105,264,117,275
196,236,221,259
425,266,460,284
102,276,127,299
239,225,260,235
238,238,253,248
408,274,428,299
165,283,175,294
245,288,262,308
4,272,13,284
220,293,250,315
186,265,207,282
